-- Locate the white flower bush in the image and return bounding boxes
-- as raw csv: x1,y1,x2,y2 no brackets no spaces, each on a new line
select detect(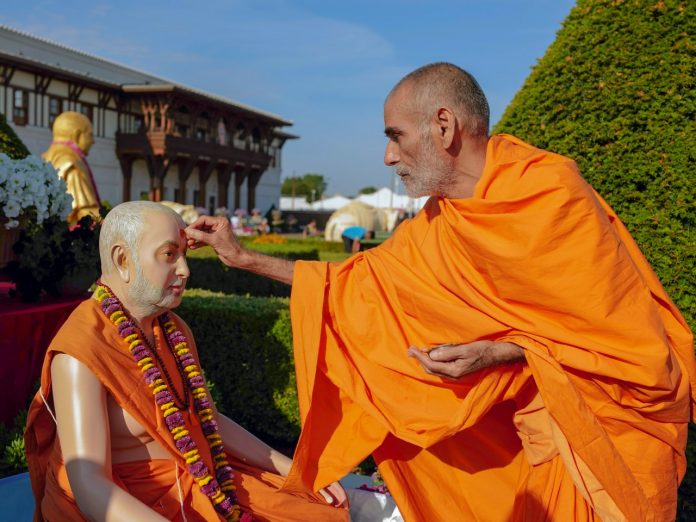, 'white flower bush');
0,153,73,229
